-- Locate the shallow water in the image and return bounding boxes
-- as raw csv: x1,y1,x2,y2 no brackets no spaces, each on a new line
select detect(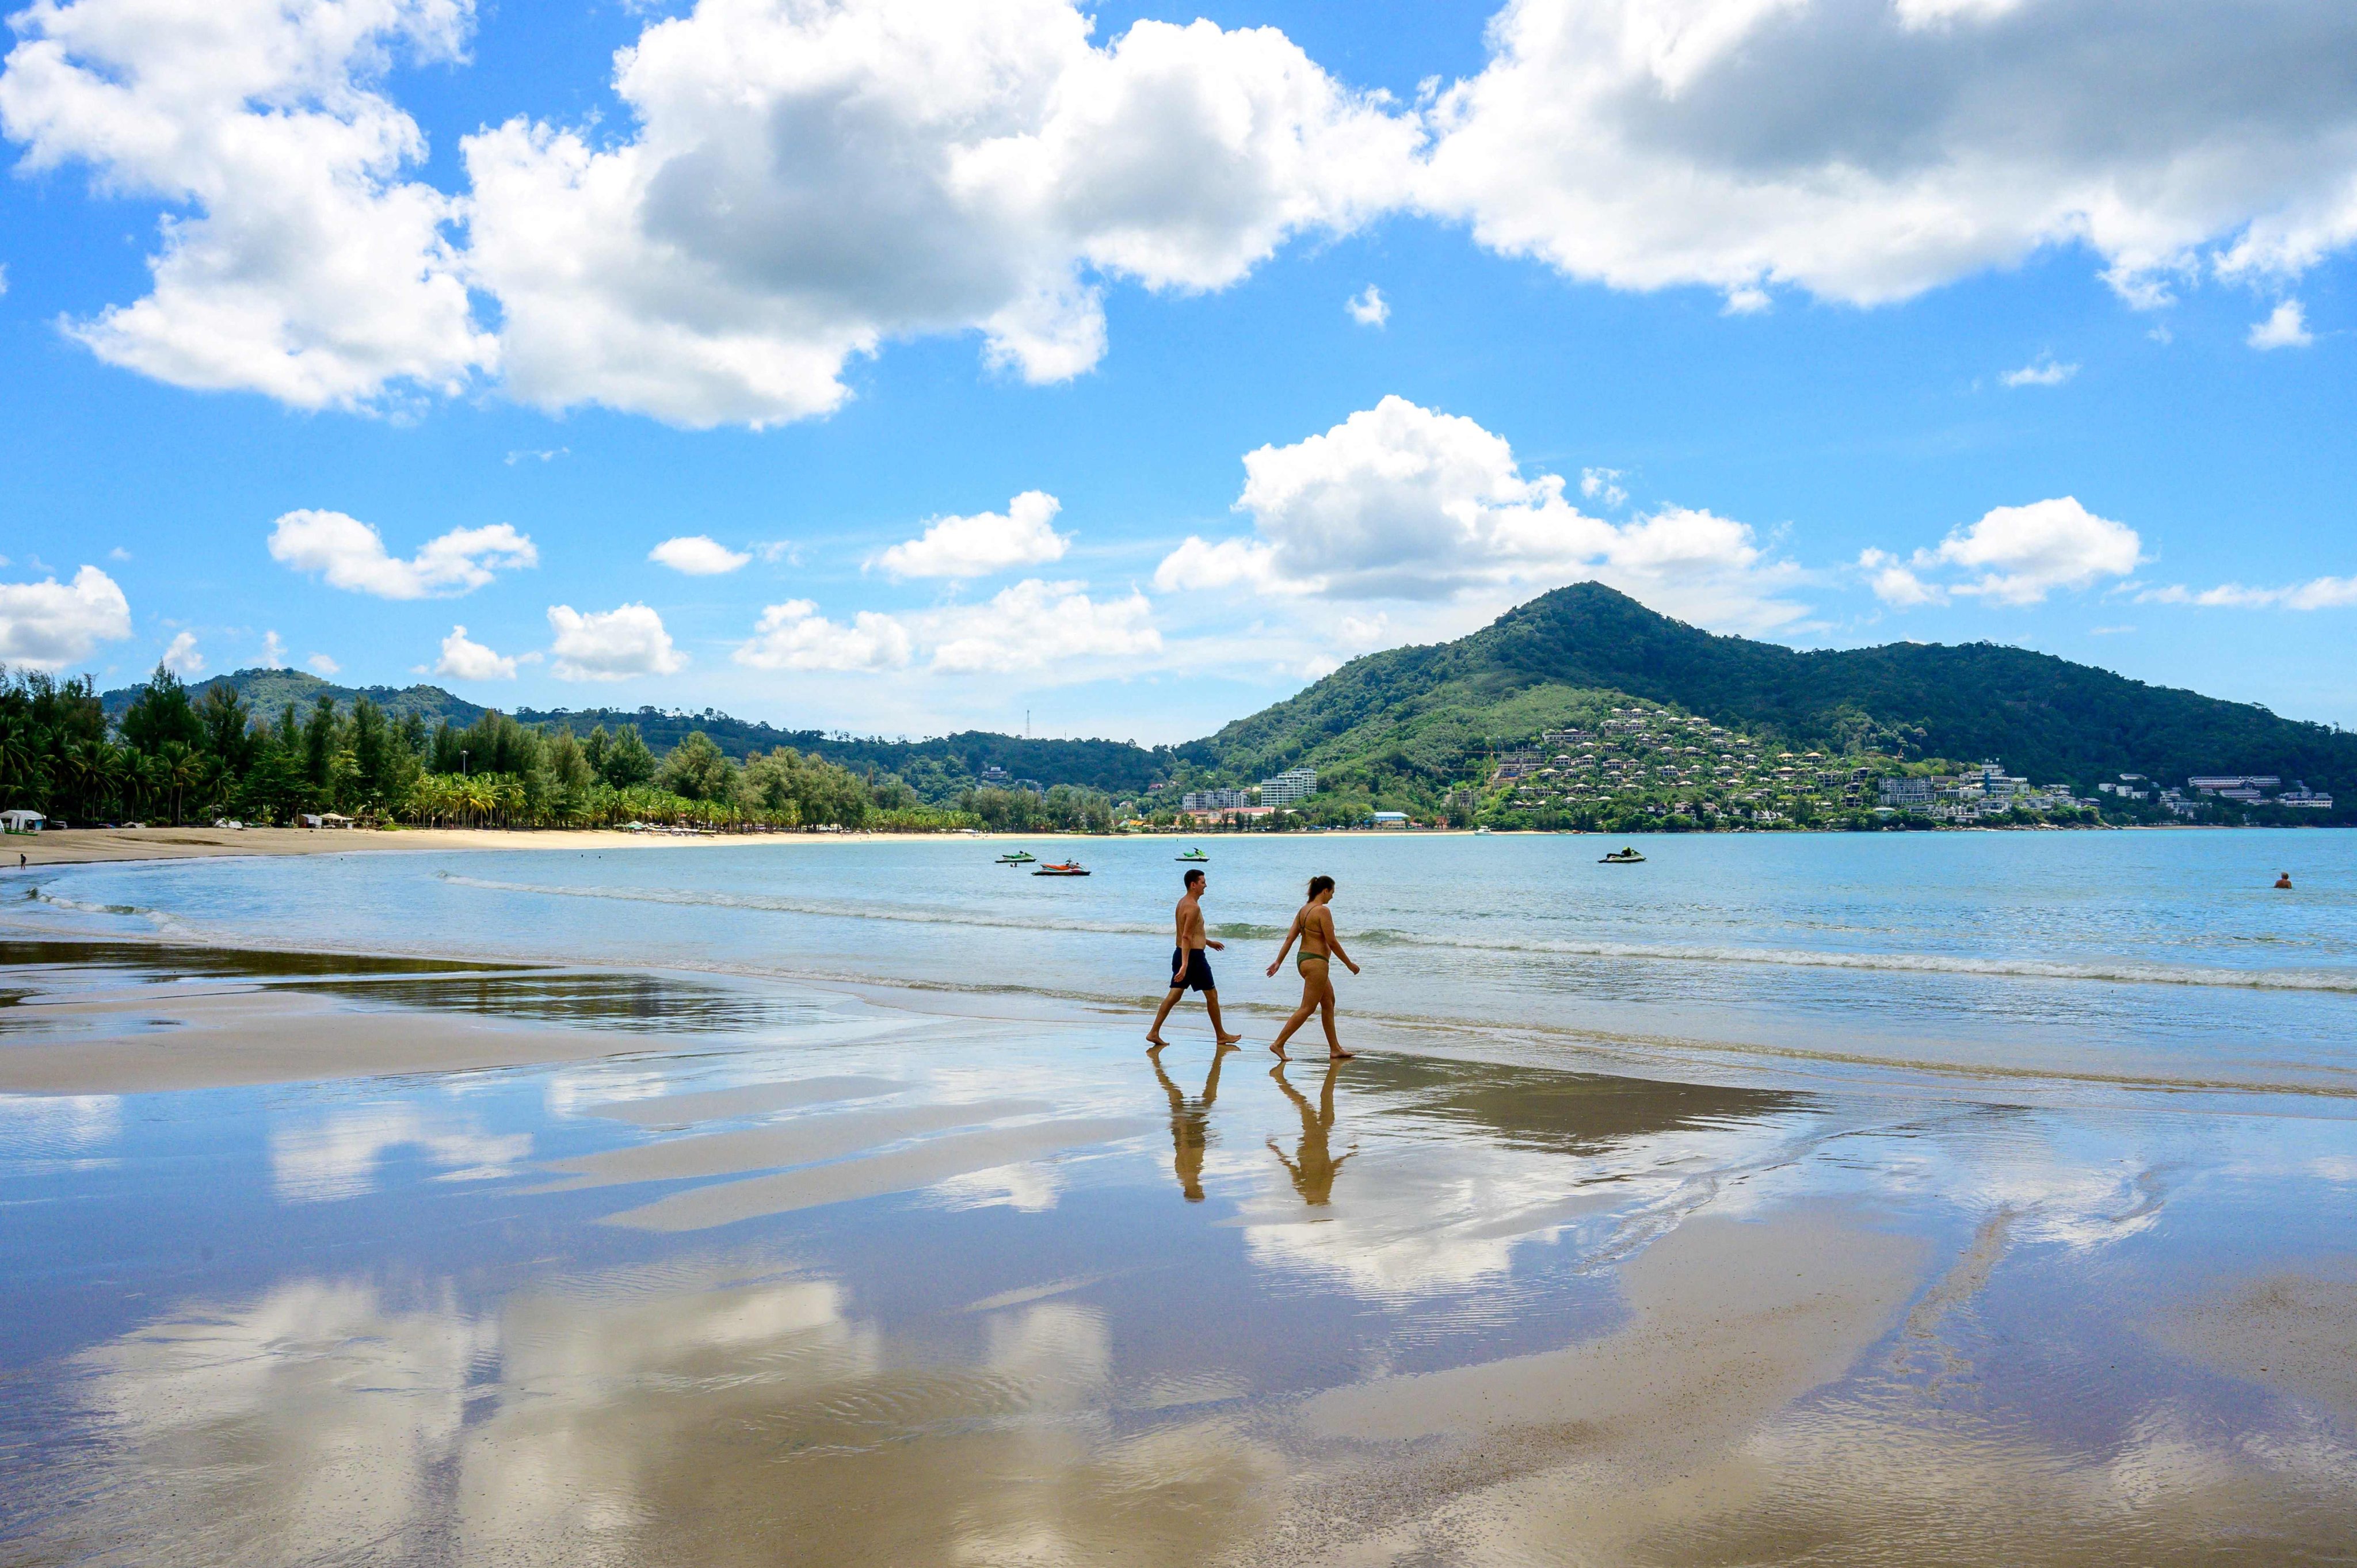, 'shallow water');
13,829,2357,1094
2,837,2355,1564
